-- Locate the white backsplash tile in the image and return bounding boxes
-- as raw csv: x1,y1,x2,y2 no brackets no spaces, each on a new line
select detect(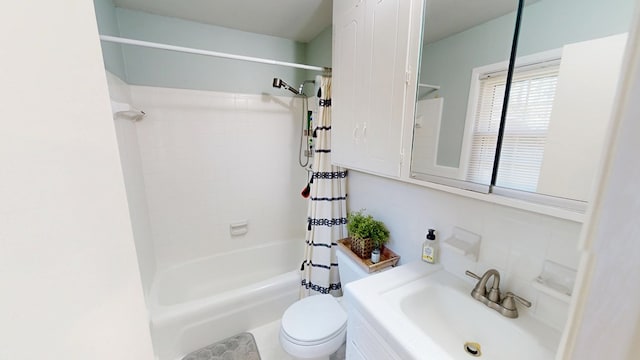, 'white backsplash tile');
478,243,510,270
507,249,545,284
535,293,571,330
348,170,582,331
546,219,582,269
506,277,540,317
